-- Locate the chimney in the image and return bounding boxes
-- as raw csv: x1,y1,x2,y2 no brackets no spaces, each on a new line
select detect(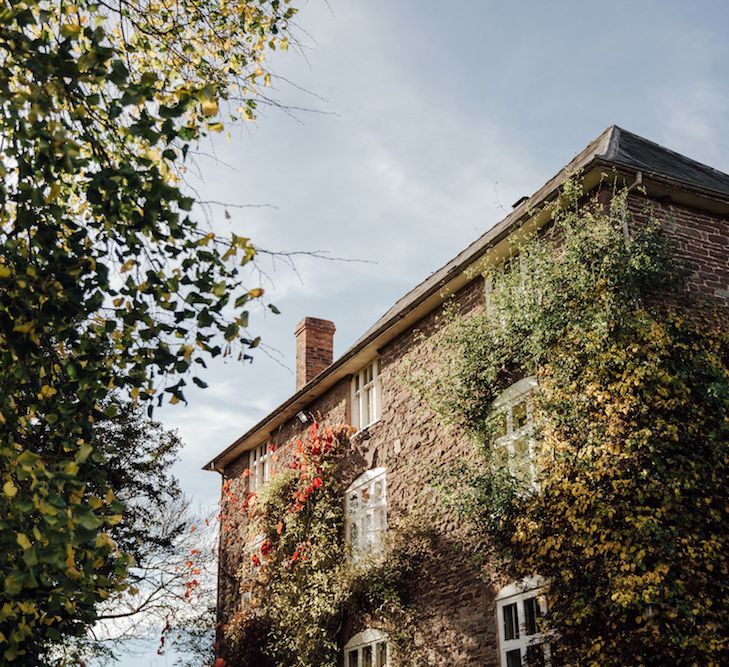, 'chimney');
294,317,336,390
